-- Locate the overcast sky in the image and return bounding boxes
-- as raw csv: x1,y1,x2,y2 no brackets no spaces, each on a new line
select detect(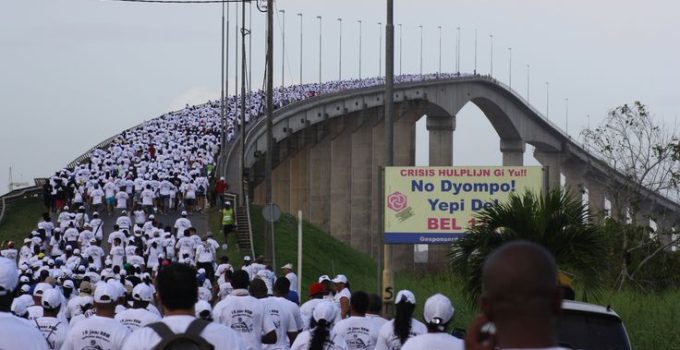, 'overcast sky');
1,0,679,194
